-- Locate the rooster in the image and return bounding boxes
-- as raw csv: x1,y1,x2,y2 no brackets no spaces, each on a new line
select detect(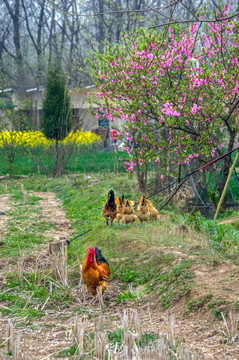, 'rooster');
122,200,137,224
82,247,110,297
145,198,159,220
102,190,117,225
137,196,150,223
